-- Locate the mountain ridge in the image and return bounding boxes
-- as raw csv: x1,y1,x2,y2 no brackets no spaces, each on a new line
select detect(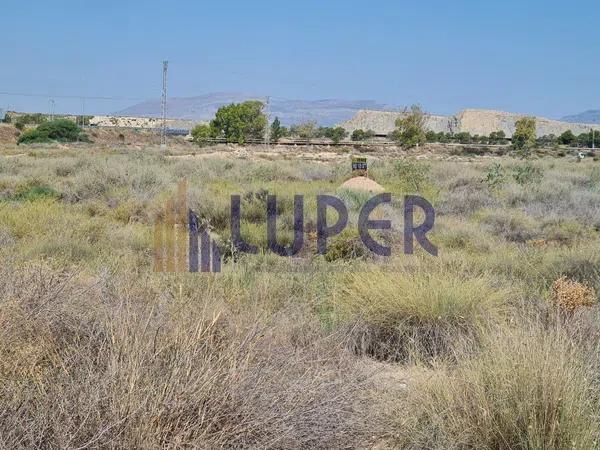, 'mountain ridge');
114,93,396,126
561,110,600,125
